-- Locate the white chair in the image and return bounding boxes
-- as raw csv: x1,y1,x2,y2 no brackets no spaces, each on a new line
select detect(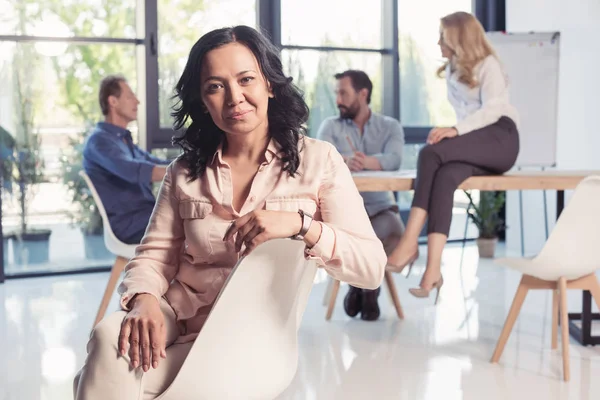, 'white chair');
491,176,600,381
156,238,317,400
79,171,137,328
